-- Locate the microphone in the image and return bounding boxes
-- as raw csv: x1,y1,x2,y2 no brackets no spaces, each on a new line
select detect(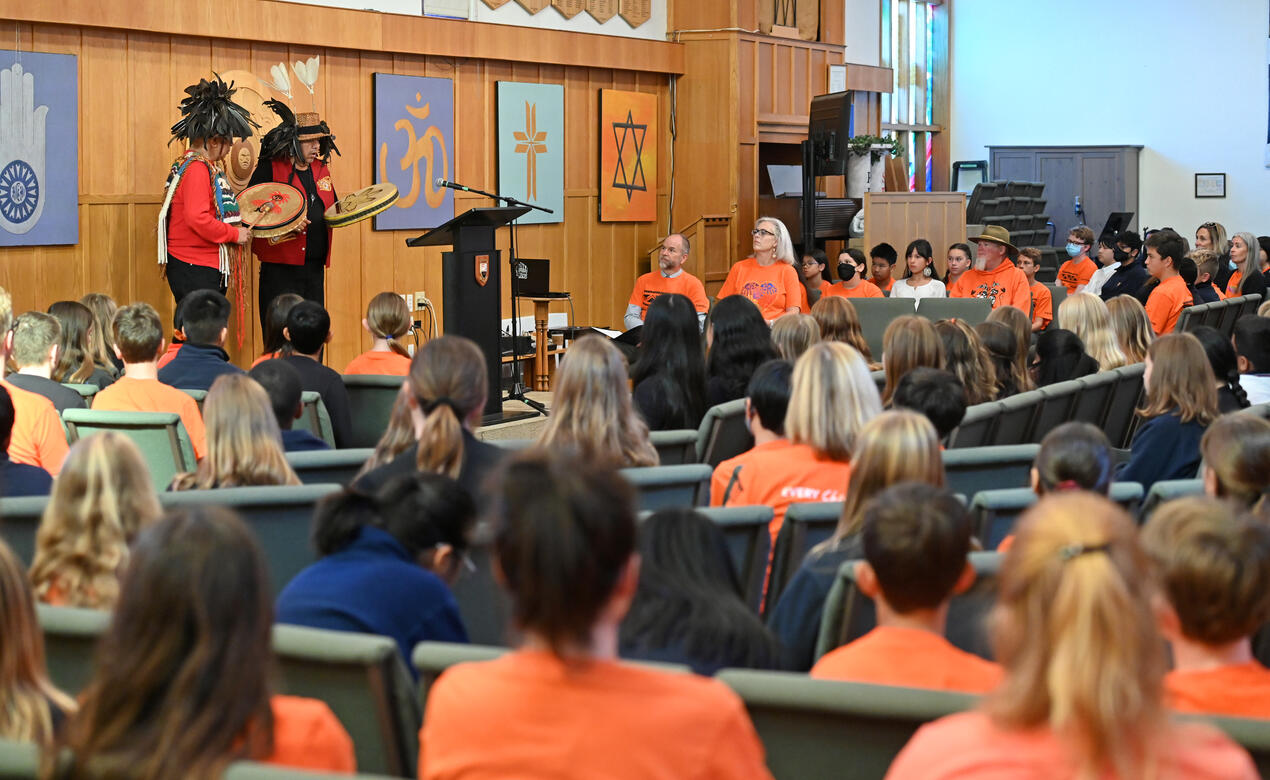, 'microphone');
434,178,473,192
